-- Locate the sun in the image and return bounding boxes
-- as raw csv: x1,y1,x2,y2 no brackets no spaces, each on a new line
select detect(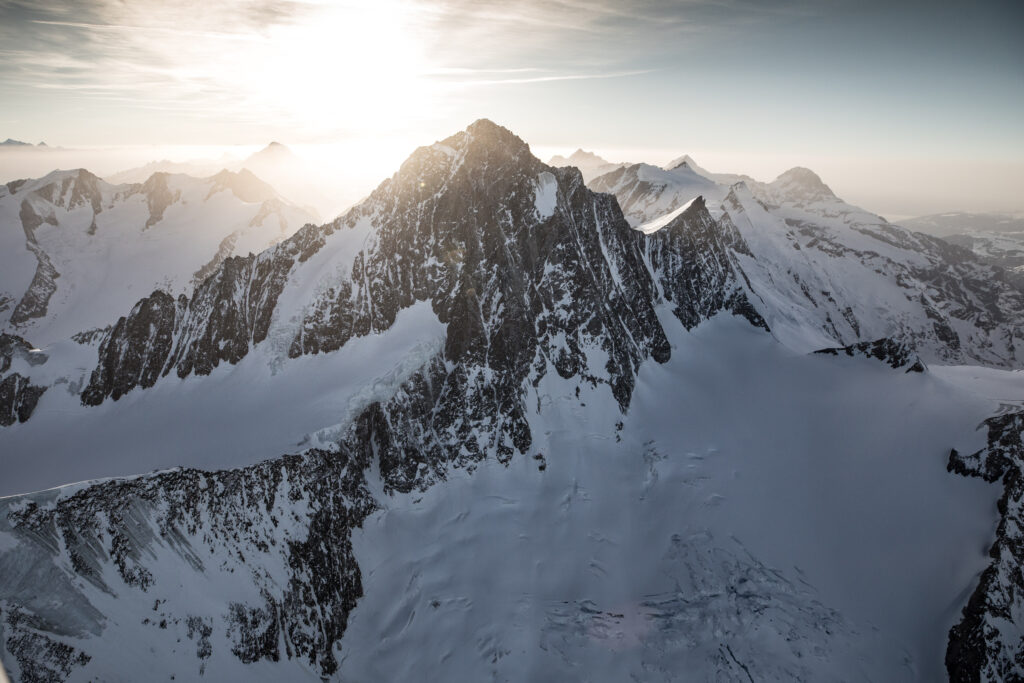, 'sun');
236,1,435,136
